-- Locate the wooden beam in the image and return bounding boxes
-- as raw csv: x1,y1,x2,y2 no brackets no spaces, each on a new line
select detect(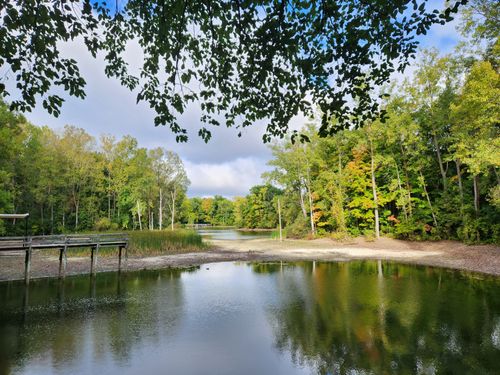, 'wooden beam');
24,240,32,285
59,245,67,278
90,244,99,276
118,246,123,272
124,244,128,271
1,233,128,279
